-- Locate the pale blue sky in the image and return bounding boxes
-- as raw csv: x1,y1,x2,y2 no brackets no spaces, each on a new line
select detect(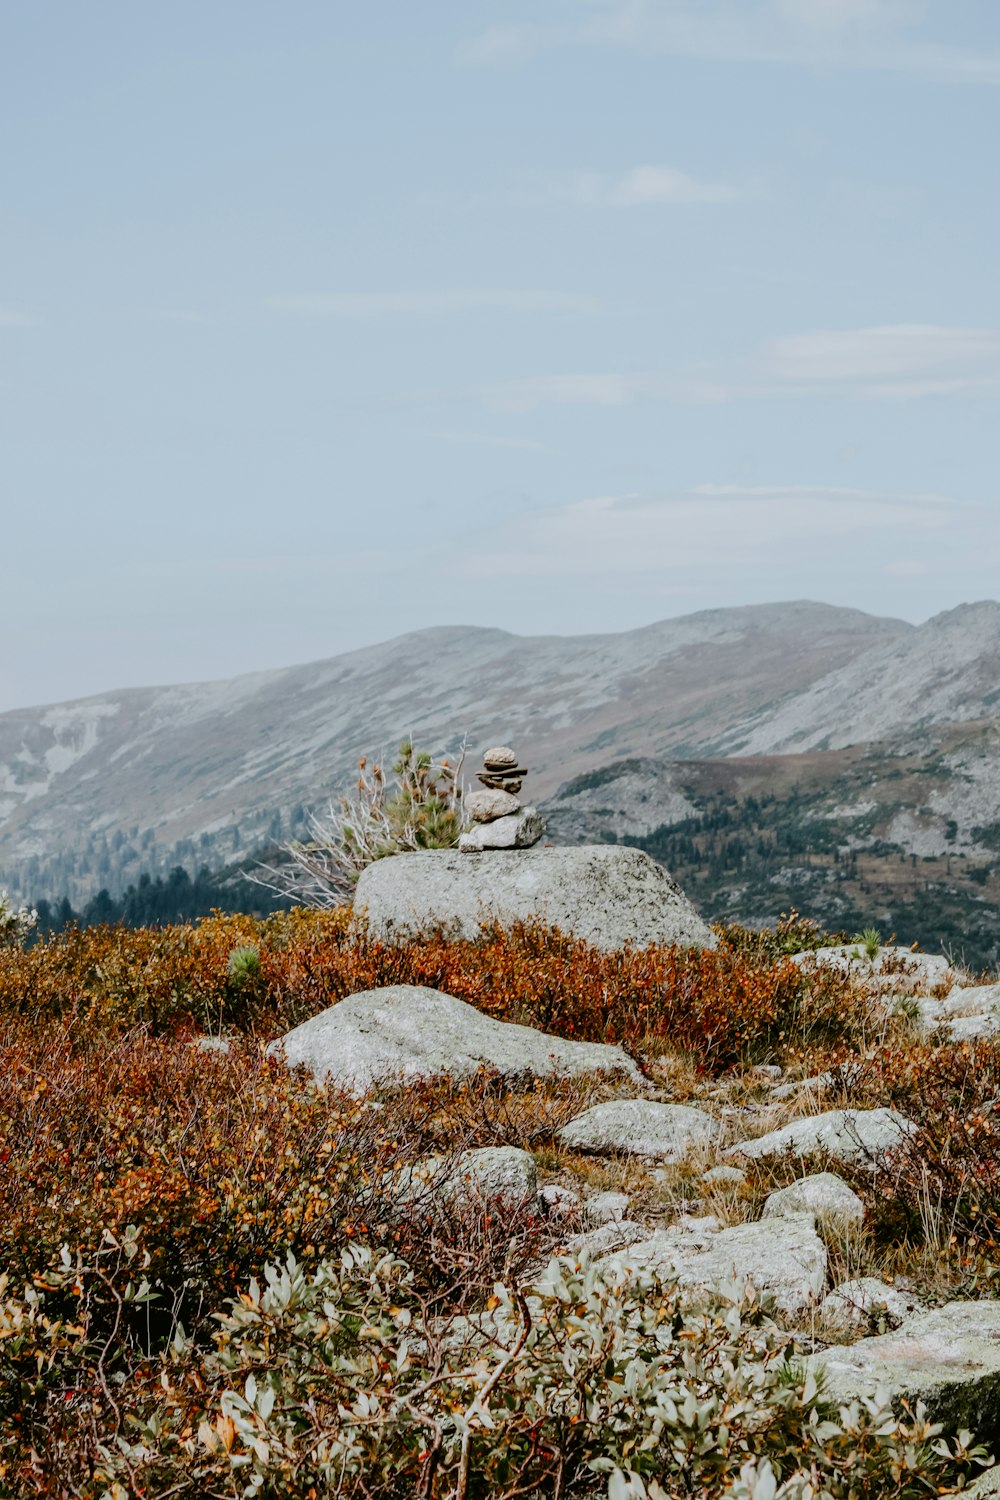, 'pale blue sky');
2,1,999,710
